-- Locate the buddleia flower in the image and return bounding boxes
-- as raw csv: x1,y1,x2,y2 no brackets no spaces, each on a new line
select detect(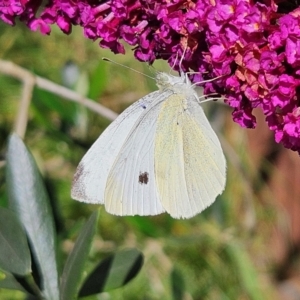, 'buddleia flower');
2,0,300,153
